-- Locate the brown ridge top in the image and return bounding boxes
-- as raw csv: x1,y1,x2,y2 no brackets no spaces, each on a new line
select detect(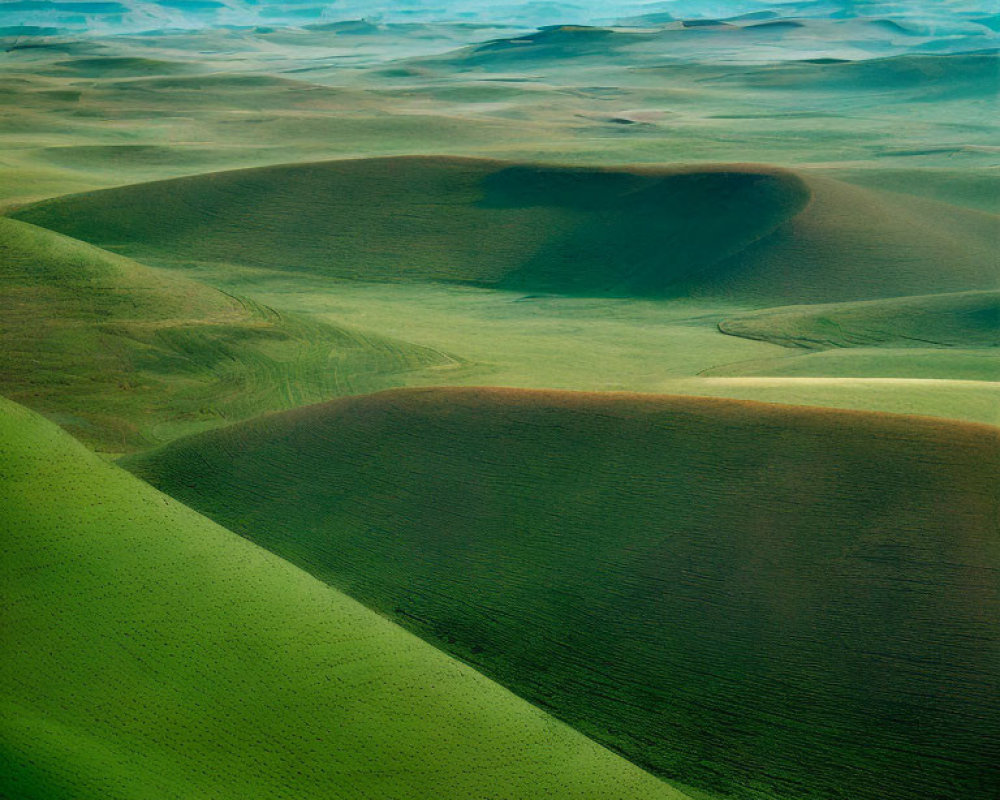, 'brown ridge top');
229,384,1000,443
